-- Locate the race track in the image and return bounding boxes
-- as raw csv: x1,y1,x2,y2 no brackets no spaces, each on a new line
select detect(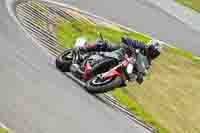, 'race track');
63,0,200,56
1,0,199,132
0,0,150,133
